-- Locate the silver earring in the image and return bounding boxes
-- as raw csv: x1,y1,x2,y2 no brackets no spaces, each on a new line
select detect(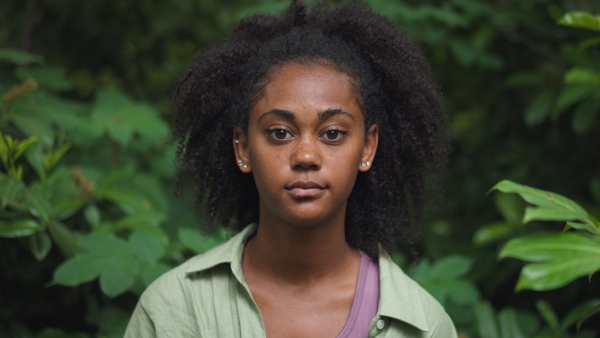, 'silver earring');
361,161,371,167
243,164,248,169
366,161,371,166
235,139,239,144
237,160,243,167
